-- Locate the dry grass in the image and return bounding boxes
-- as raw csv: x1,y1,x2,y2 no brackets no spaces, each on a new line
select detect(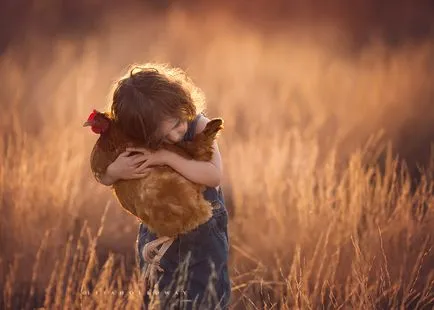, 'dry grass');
0,7,433,309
